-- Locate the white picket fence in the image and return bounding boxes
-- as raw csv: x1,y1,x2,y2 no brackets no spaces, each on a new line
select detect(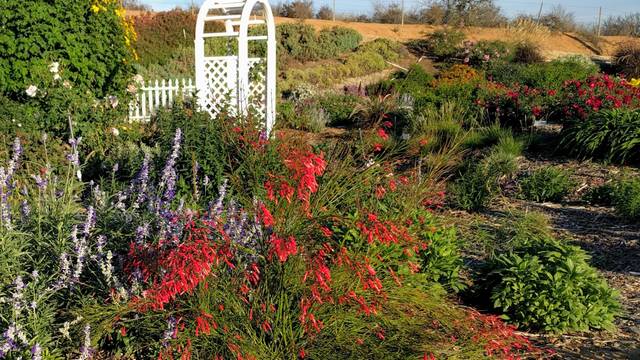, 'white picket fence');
128,78,196,122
